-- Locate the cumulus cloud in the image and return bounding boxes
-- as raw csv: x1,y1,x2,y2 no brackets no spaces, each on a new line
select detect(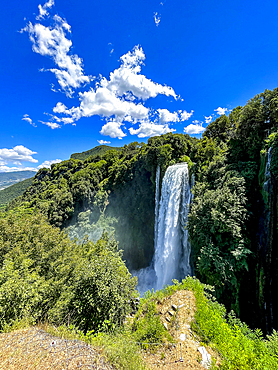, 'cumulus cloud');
214,107,228,116
0,145,38,164
37,159,62,169
157,109,193,124
0,165,37,173
50,45,184,137
23,2,194,140
205,115,213,124
154,12,161,26
53,102,67,113
129,121,175,138
22,114,36,127
36,0,55,20
97,140,111,145
100,120,126,139
184,121,205,135
105,46,177,101
22,14,90,96
158,109,179,124
40,120,61,129
78,86,149,120
180,110,194,121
